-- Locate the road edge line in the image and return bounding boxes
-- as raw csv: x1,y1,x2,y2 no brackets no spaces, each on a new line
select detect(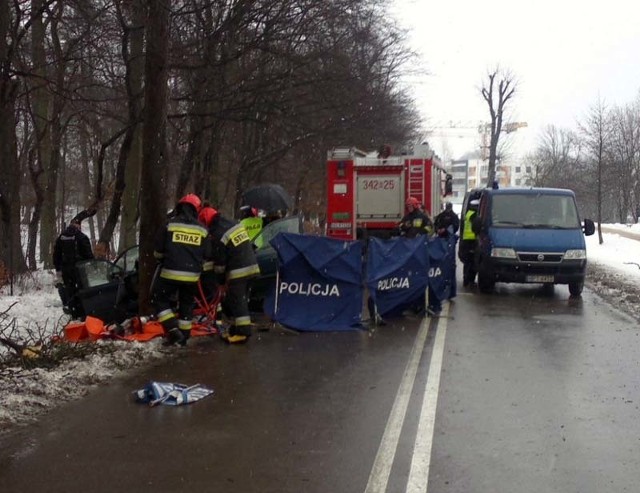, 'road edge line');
406,303,450,493
364,316,431,493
